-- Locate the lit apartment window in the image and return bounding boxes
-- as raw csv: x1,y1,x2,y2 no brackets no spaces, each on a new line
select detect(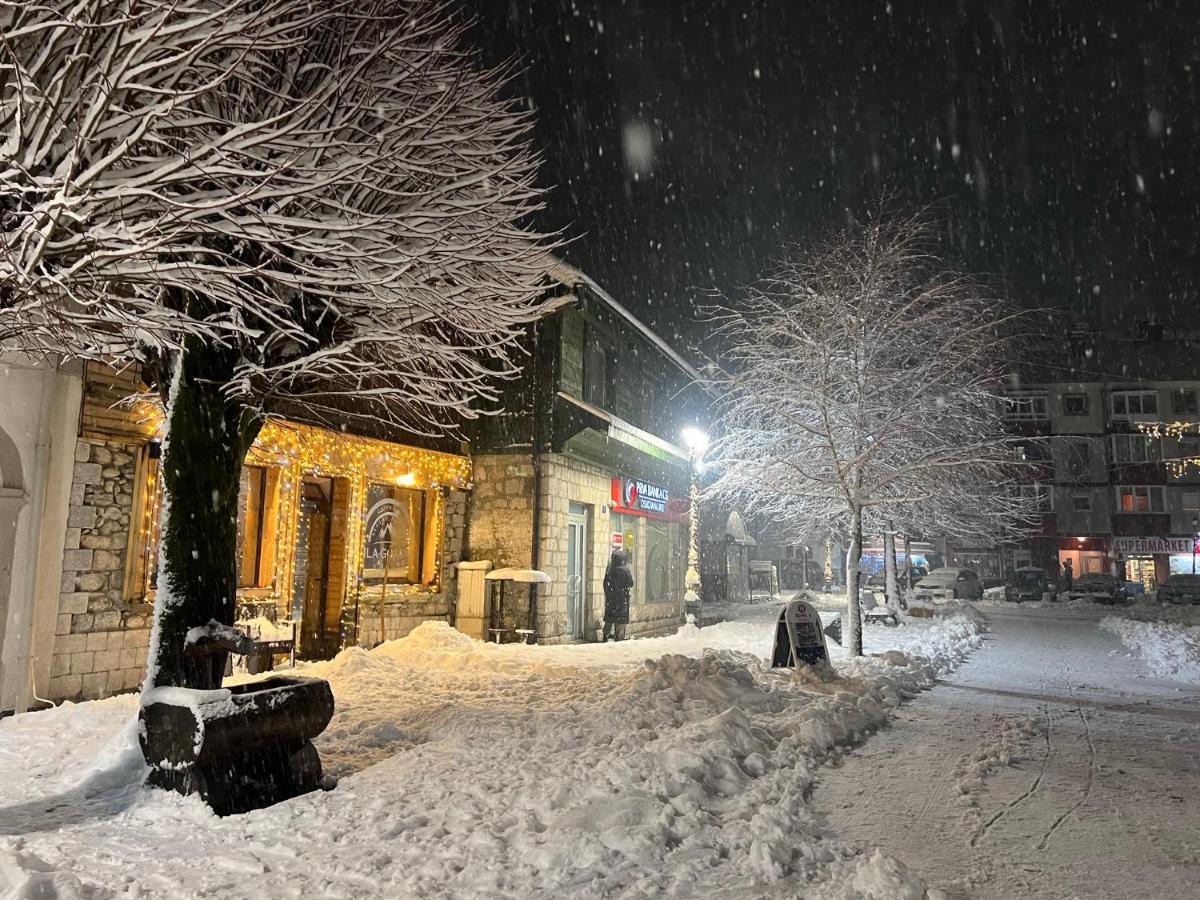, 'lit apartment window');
1003,392,1049,421
1172,389,1199,415
1109,391,1158,418
1116,485,1165,513
1110,434,1161,464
